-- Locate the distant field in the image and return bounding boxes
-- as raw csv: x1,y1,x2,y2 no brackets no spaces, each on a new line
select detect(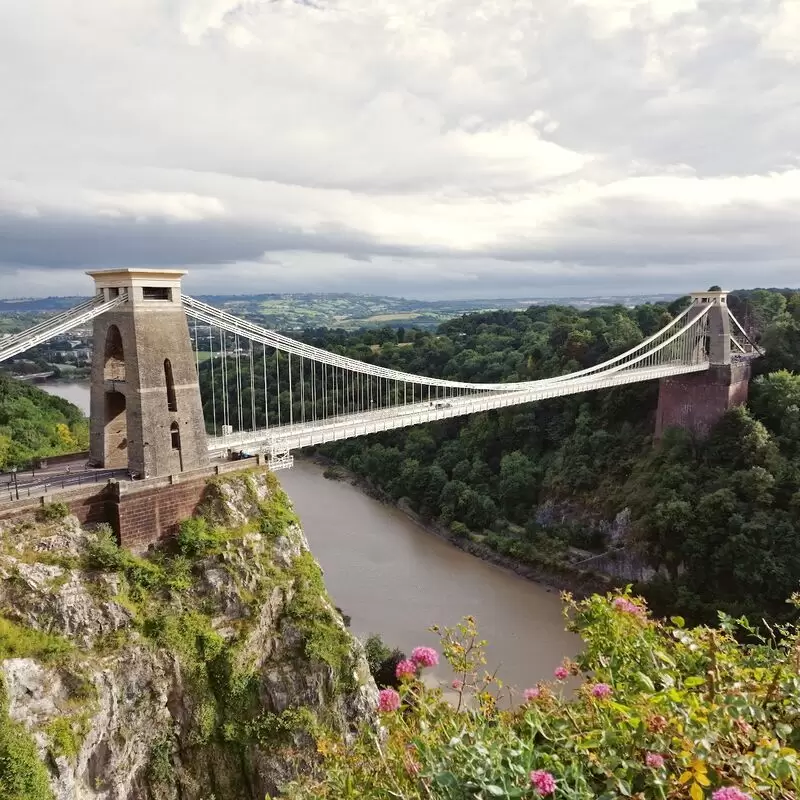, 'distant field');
363,312,421,322
370,342,413,353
